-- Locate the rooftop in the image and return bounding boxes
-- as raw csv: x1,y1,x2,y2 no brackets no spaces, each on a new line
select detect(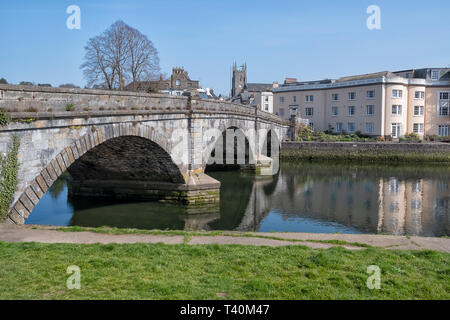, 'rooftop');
246,83,274,93
274,68,450,92
335,71,397,83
